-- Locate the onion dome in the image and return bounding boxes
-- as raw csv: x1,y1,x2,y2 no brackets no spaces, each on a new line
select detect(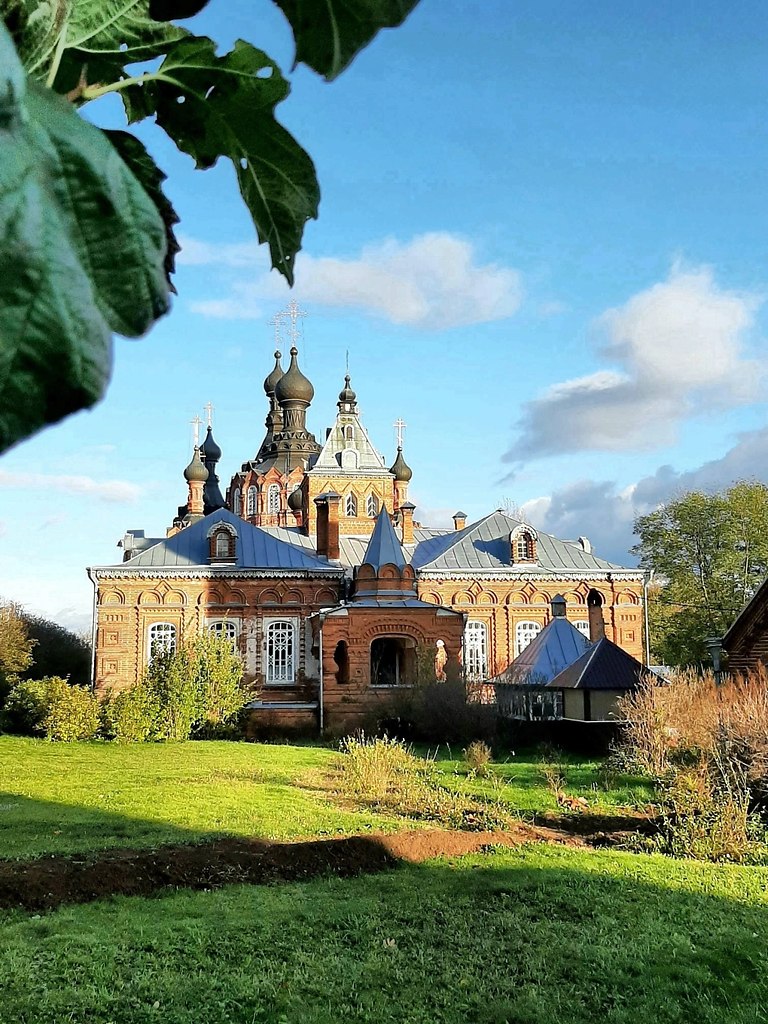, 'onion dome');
288,487,303,512
338,374,356,405
274,347,314,405
263,350,283,395
183,447,209,483
389,446,412,482
200,425,221,462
